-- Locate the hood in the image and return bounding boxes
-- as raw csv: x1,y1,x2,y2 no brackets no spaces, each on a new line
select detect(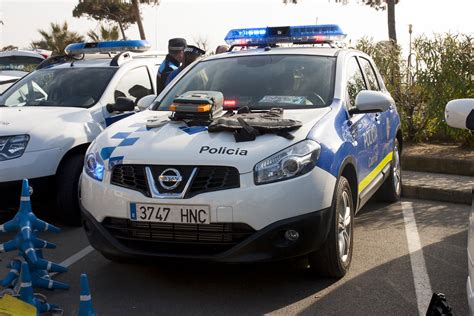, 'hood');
97,107,331,173
0,107,93,152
